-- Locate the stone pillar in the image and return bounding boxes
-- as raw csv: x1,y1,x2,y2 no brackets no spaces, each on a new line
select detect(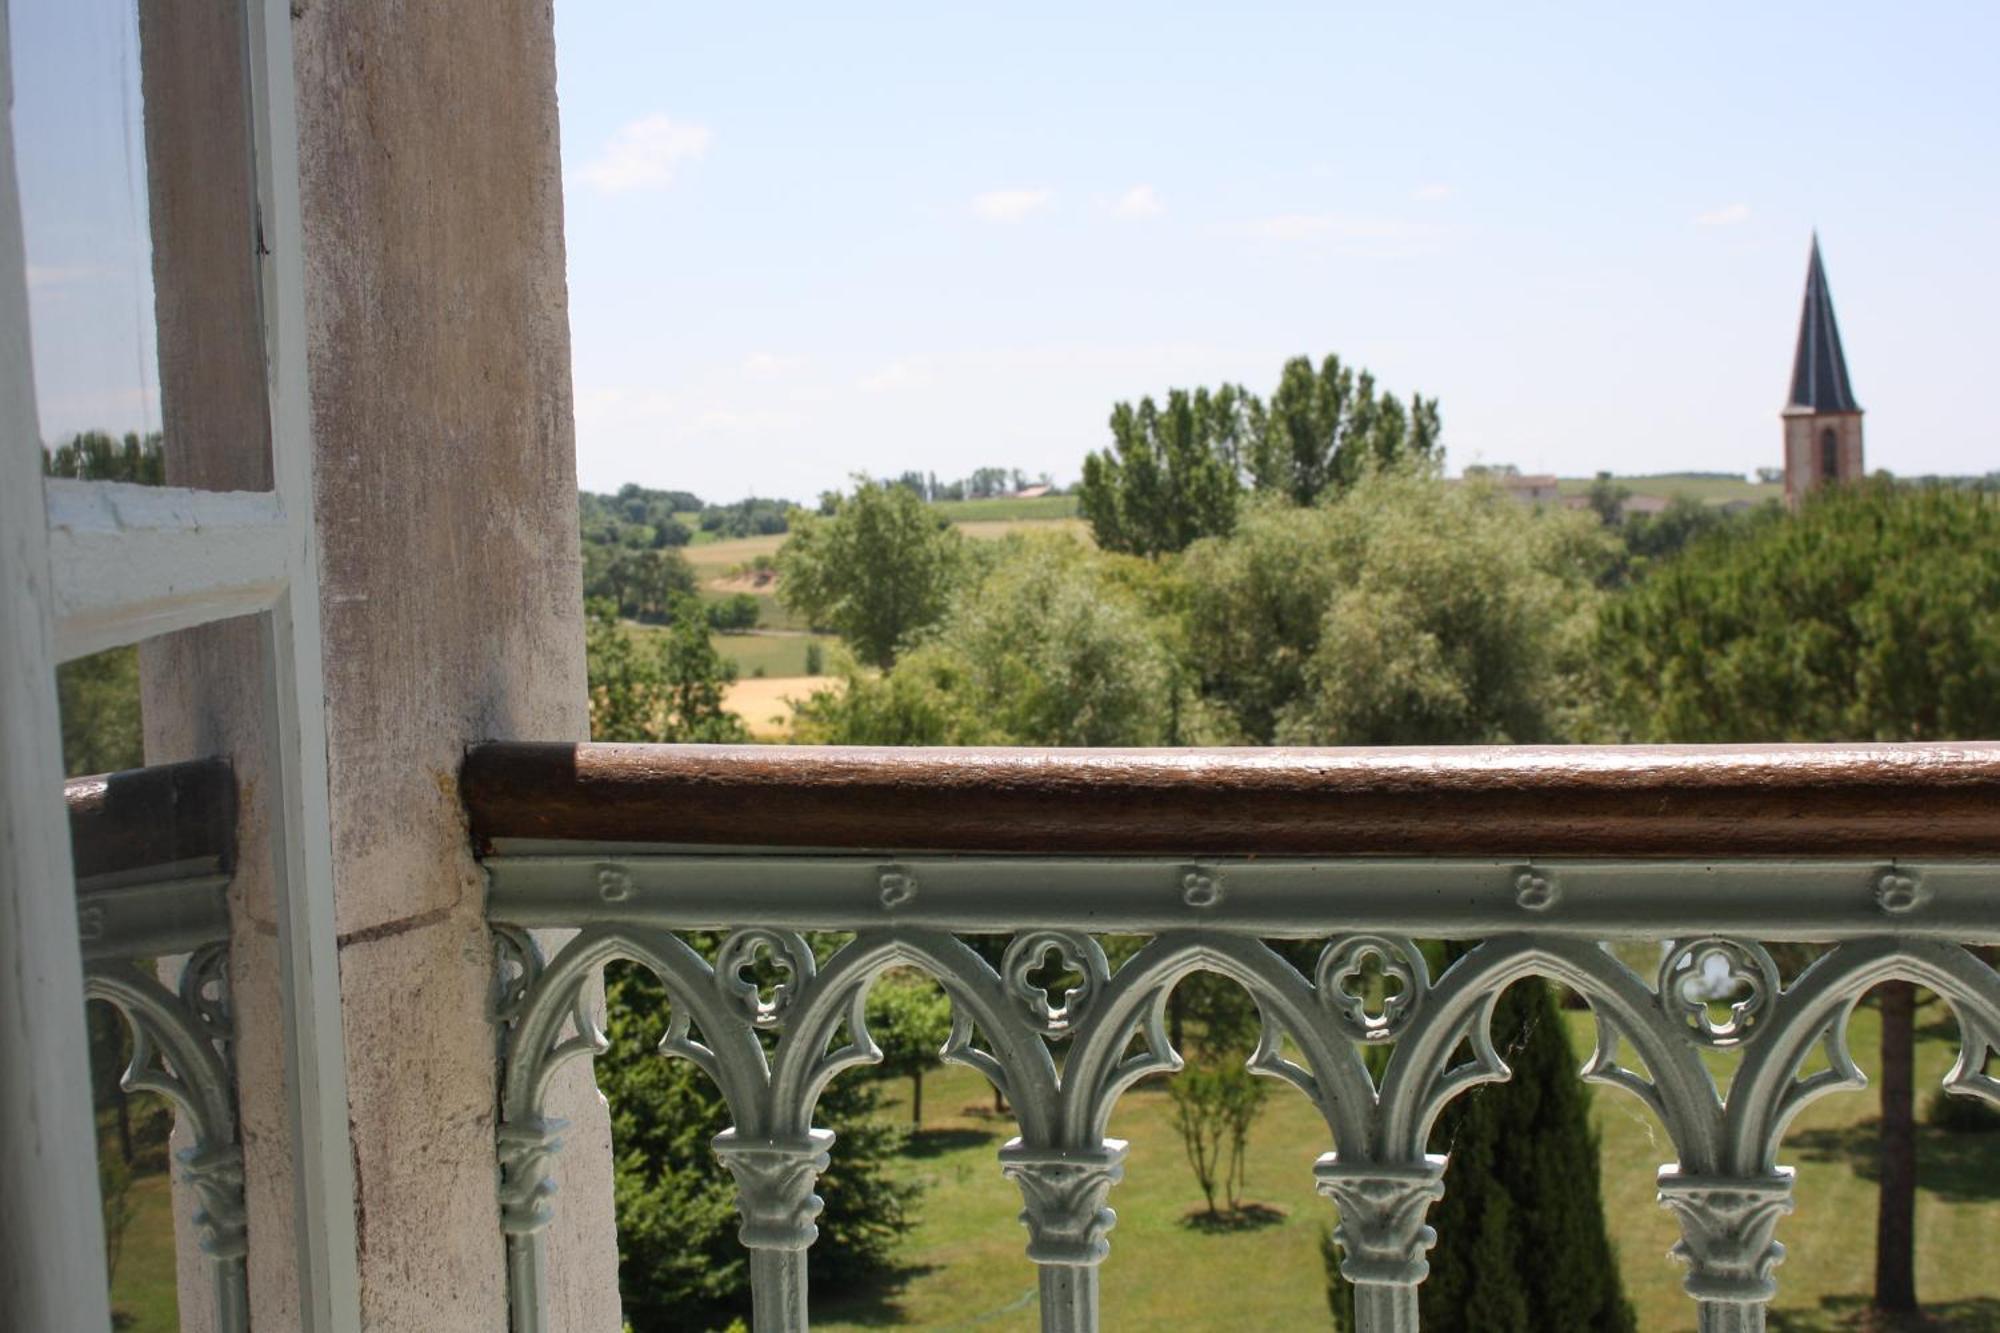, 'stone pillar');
137,3,618,1328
